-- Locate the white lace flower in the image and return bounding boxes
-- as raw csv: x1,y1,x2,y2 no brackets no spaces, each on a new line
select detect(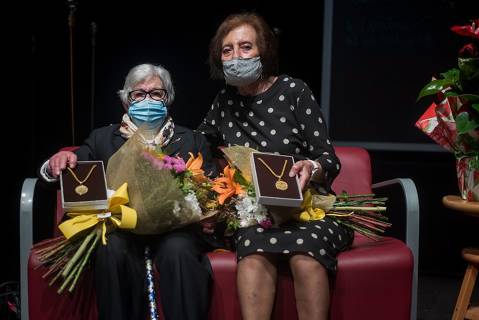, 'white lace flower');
184,192,202,216
235,195,269,227
172,200,181,217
